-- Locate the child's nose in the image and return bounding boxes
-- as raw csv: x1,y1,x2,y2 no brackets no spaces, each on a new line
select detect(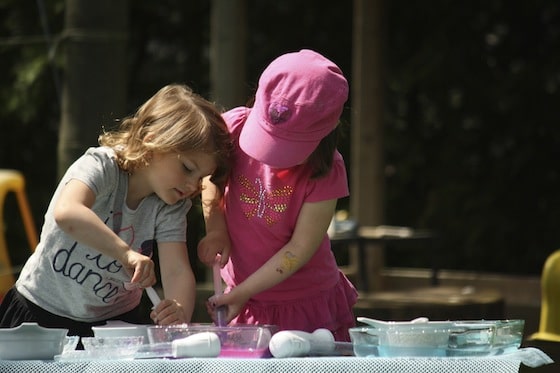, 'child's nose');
185,178,202,193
